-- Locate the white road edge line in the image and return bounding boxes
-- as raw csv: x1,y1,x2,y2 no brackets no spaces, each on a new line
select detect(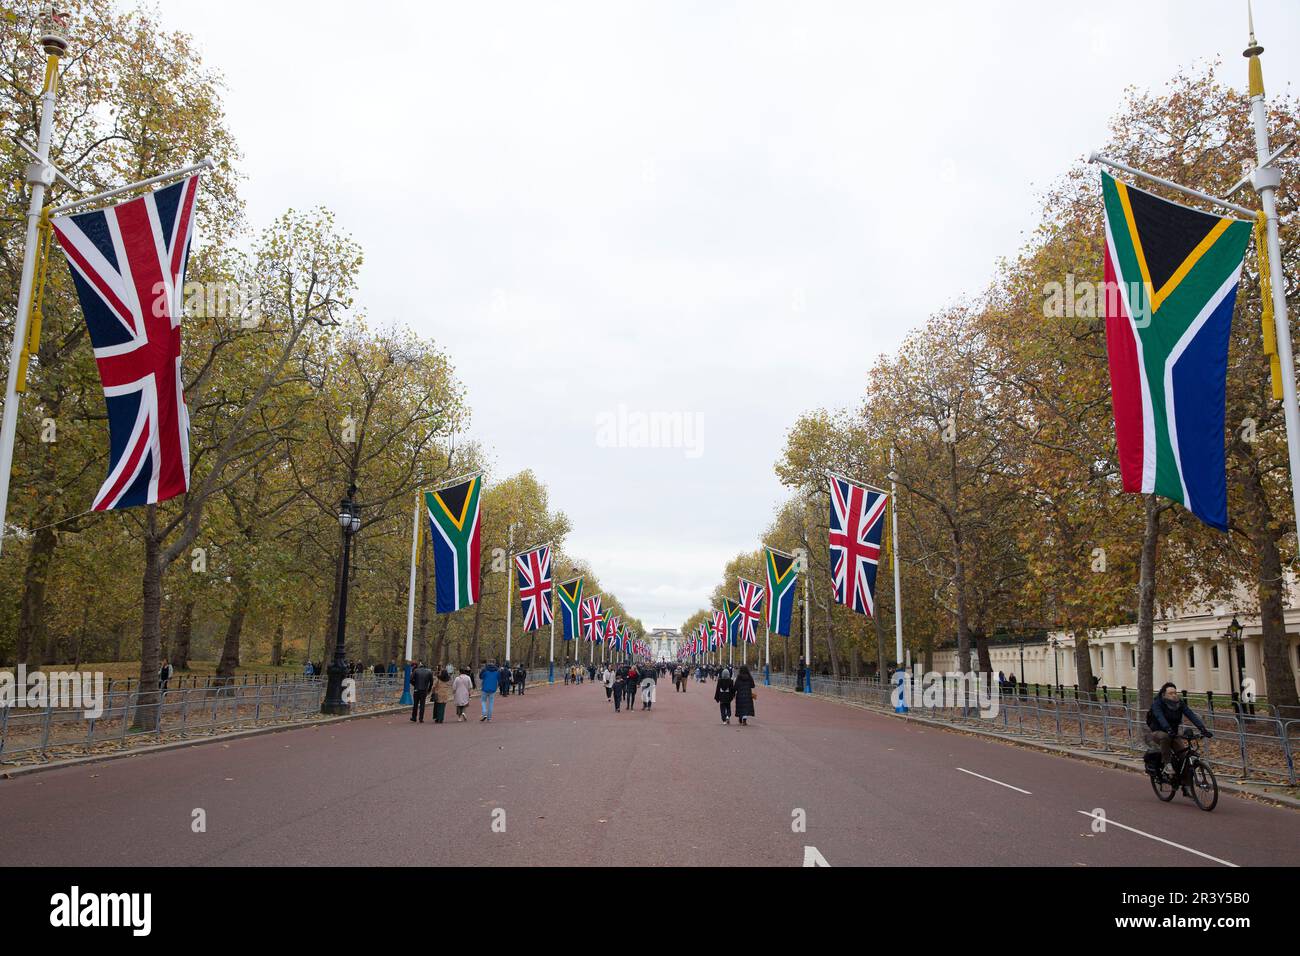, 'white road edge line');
1076,811,1238,868
956,767,1032,794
